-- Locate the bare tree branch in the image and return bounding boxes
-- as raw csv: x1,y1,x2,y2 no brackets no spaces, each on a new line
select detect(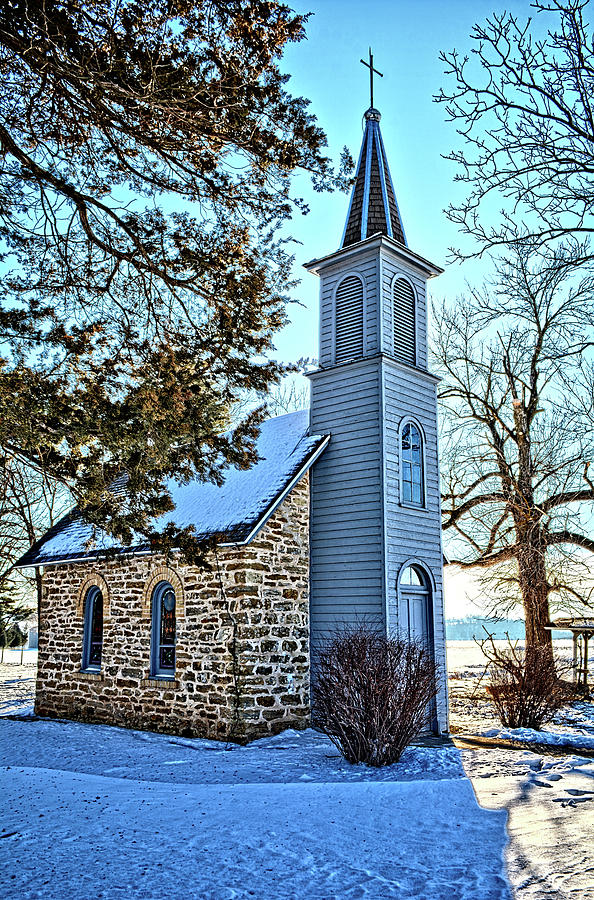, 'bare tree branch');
436,0,594,261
